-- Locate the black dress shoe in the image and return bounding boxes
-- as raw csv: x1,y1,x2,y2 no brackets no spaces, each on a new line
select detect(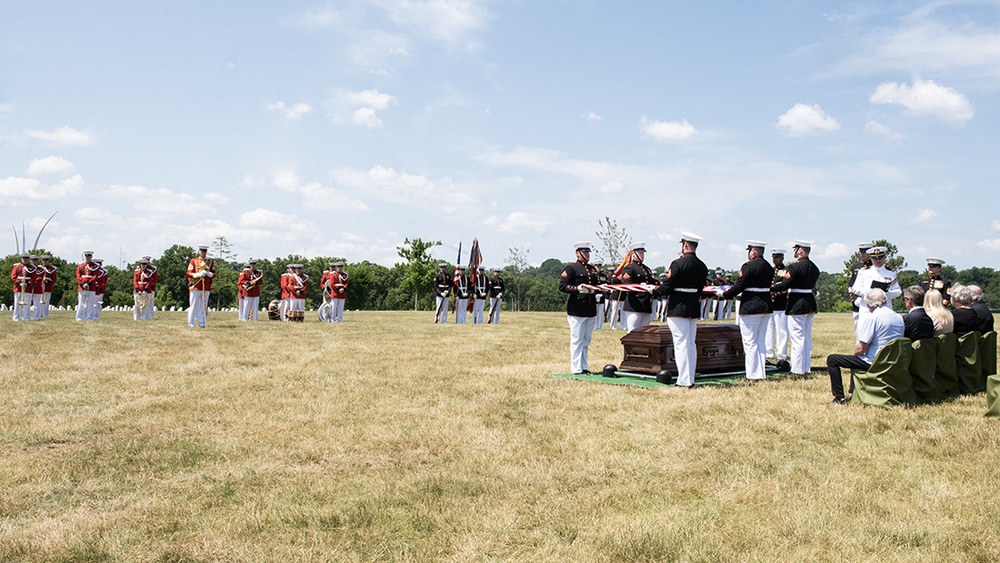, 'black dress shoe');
581,369,592,375
831,397,848,405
